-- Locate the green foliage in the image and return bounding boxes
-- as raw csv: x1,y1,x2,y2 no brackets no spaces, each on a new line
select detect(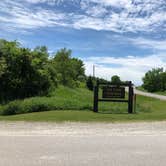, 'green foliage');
0,39,58,102
2,101,20,115
97,78,109,84
1,99,51,115
111,75,121,84
52,48,85,87
1,86,92,115
142,68,166,92
0,40,85,102
160,72,166,91
86,76,94,91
